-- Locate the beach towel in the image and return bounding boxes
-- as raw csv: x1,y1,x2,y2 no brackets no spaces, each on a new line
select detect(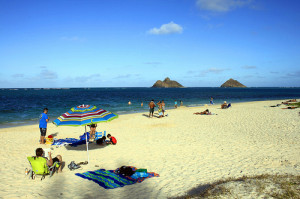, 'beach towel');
75,166,159,189
52,138,80,147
